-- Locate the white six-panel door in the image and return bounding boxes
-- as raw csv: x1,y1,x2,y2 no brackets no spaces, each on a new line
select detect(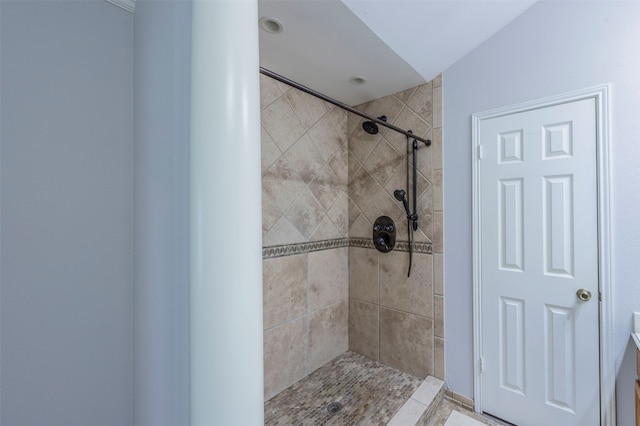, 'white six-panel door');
478,98,599,425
